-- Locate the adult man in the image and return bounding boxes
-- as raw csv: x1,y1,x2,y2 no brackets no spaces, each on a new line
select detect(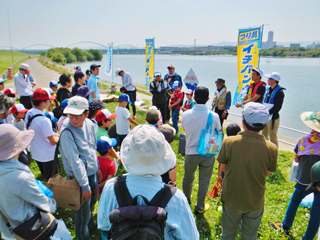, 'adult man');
262,72,285,148
236,68,266,107
164,64,182,122
97,124,199,239
88,64,101,100
181,86,221,214
14,63,35,109
59,96,99,239
149,71,169,121
116,68,137,119
211,78,231,126
217,102,278,240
